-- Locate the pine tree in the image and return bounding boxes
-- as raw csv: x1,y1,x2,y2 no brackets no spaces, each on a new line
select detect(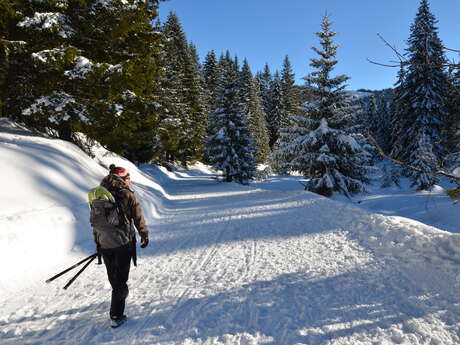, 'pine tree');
240,59,270,163
82,0,164,162
391,0,448,190
202,50,221,114
0,0,22,118
266,71,285,149
389,66,408,155
280,55,300,127
255,63,272,118
181,42,207,163
159,12,206,163
5,0,164,162
206,56,256,184
444,67,460,167
5,0,82,139
276,15,371,197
